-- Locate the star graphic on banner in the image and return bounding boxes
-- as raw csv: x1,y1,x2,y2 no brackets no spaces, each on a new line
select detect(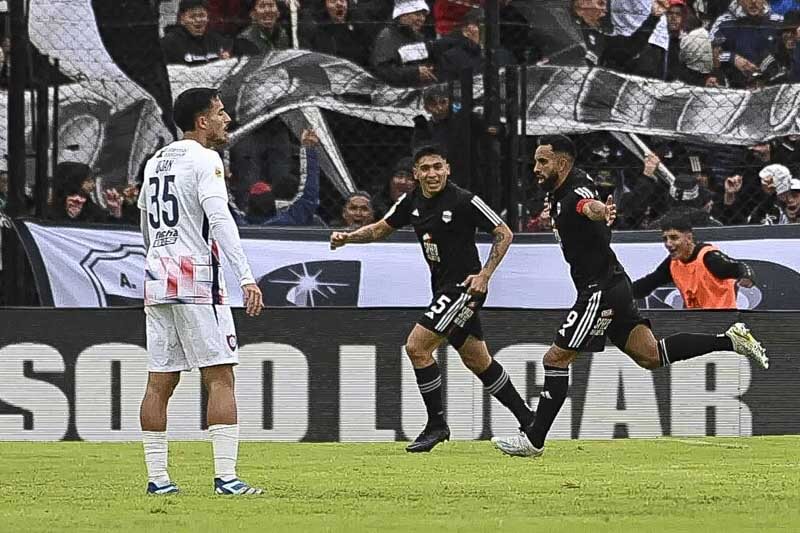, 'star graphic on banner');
267,263,350,307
